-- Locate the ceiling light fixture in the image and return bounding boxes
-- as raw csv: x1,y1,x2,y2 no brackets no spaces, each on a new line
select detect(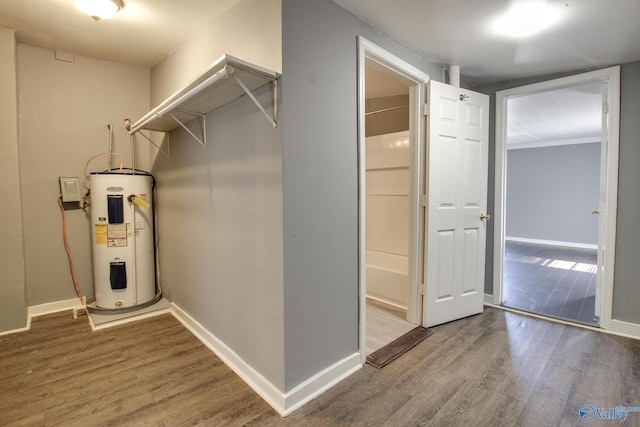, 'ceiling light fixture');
490,1,566,38
75,0,125,22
